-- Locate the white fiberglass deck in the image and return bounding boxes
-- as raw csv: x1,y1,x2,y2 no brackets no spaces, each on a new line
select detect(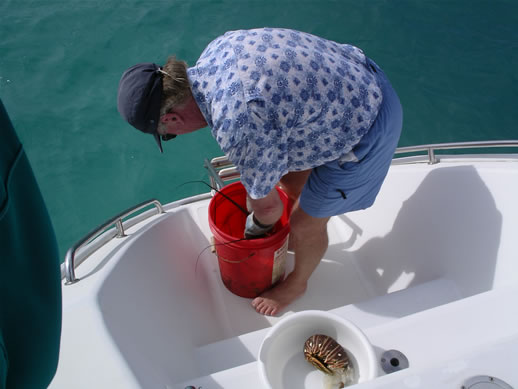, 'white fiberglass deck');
50,154,518,389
